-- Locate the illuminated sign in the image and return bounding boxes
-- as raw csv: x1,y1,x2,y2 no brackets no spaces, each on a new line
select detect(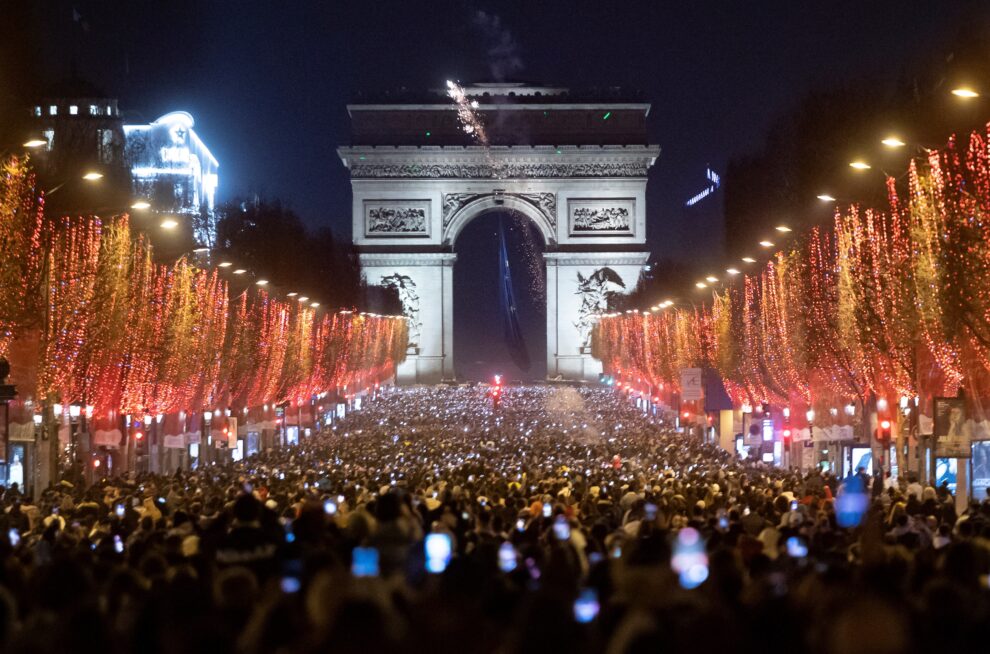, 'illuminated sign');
685,166,721,207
